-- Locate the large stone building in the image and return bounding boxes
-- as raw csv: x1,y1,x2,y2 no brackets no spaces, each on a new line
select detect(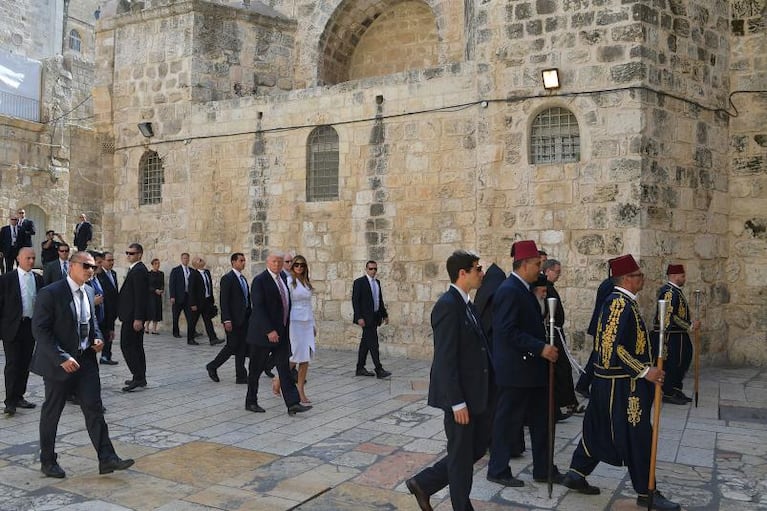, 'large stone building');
3,0,766,365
